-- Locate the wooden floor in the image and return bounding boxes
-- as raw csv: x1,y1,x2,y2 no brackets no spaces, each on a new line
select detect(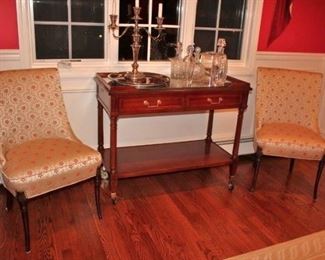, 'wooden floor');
1,156,325,259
